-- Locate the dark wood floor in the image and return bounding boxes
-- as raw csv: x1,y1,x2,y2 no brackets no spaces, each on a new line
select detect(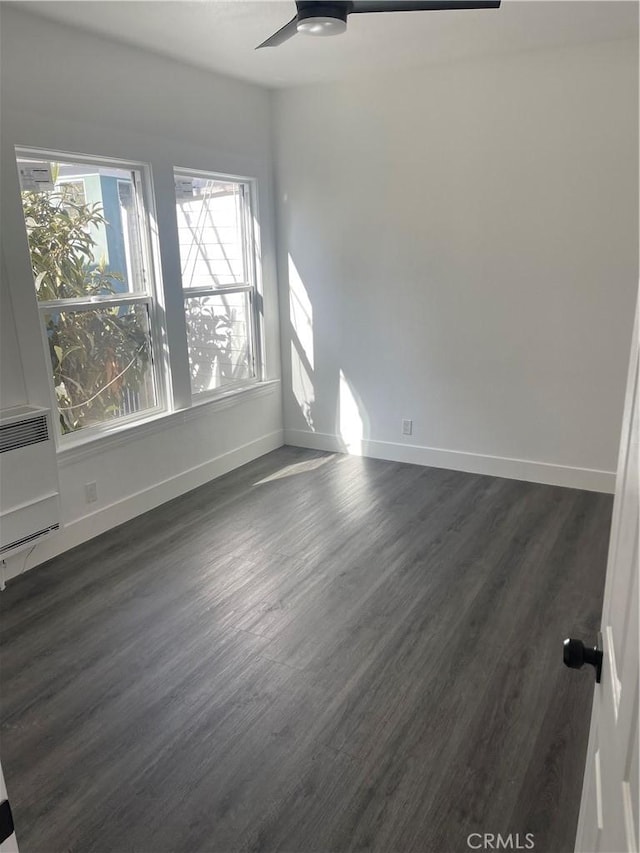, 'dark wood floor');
0,447,612,853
